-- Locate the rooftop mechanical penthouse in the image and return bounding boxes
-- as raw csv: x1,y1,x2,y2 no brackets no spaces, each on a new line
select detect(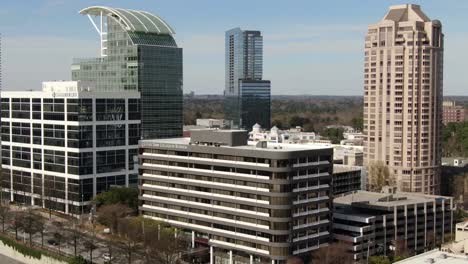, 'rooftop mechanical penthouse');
138,130,333,264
